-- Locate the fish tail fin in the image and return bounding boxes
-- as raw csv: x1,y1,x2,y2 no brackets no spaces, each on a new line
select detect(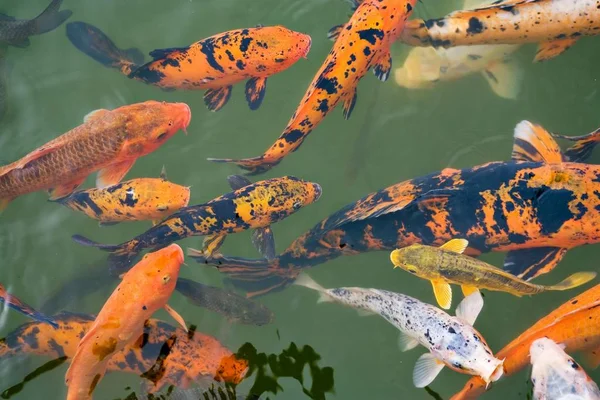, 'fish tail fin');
188,251,298,297
554,127,600,162
294,273,332,303
549,271,597,291
33,0,72,35
71,234,140,264
207,155,276,176
124,47,145,65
